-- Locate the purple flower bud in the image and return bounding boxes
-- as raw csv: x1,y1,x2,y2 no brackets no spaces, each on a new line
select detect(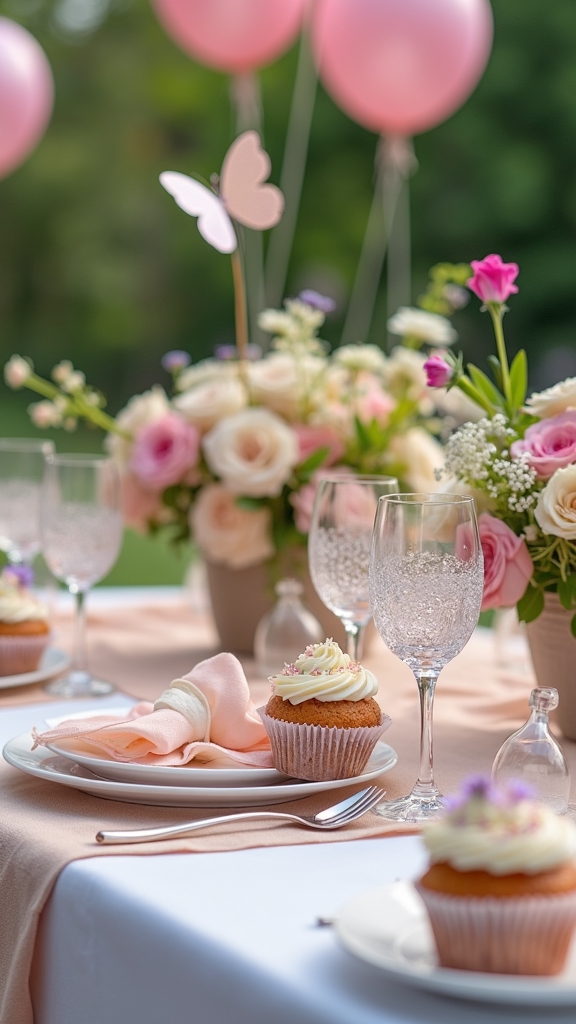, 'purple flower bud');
161,351,191,372
3,565,34,588
214,344,262,361
424,354,453,388
298,290,336,314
